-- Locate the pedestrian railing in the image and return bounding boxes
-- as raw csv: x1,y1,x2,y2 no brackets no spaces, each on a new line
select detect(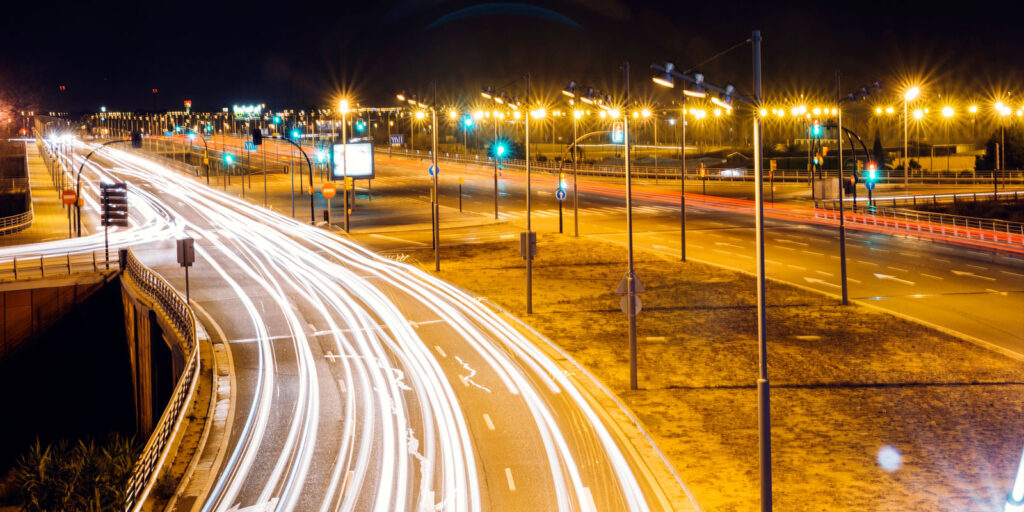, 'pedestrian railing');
0,177,29,193
0,210,33,236
0,250,114,280
815,202,1024,248
817,189,1024,210
120,248,199,512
